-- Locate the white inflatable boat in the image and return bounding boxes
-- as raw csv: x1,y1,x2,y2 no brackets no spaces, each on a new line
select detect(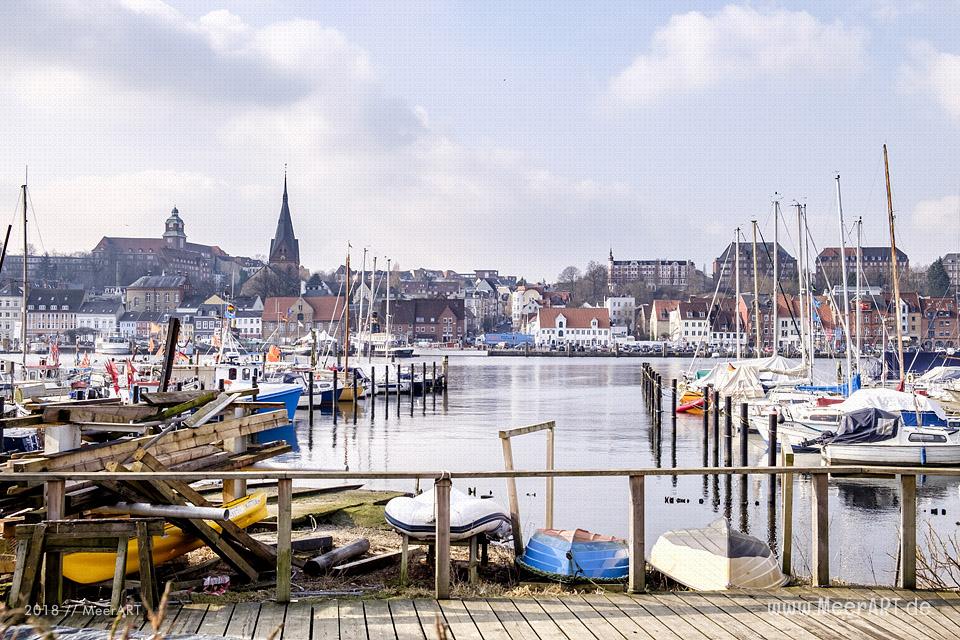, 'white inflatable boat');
385,487,511,541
